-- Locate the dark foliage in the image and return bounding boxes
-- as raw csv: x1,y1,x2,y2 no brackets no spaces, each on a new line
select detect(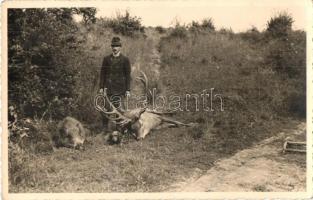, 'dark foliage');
155,26,166,34
8,8,96,120
99,11,145,37
169,24,188,38
76,8,97,24
239,26,264,44
265,31,306,78
189,21,201,32
201,18,215,31
189,18,215,33
266,12,293,38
